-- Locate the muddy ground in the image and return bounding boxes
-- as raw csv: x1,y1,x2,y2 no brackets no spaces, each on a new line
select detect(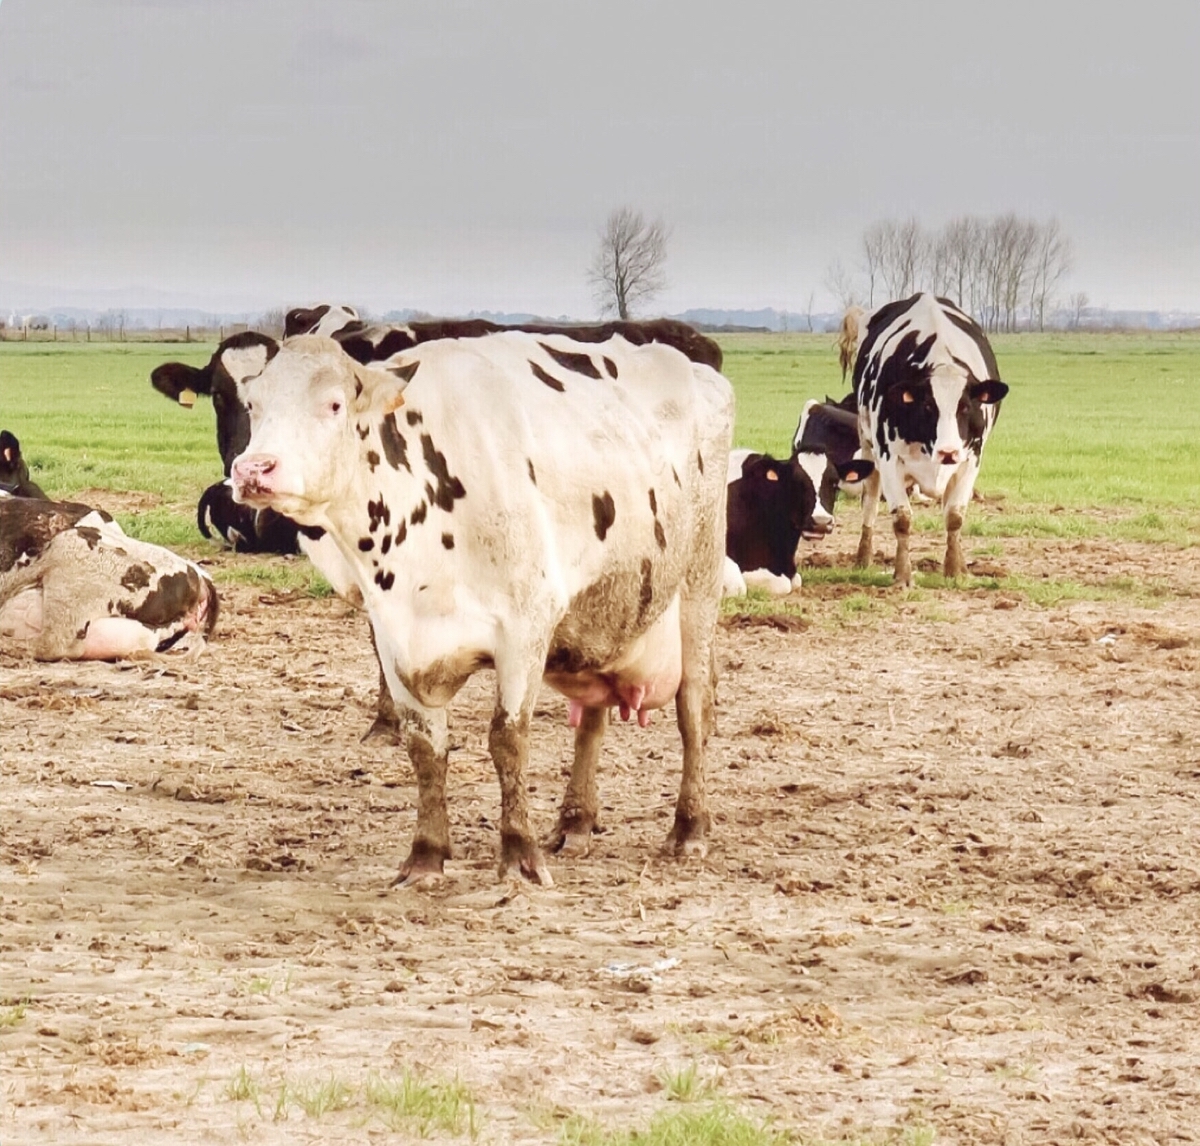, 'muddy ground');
2,515,1199,1145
